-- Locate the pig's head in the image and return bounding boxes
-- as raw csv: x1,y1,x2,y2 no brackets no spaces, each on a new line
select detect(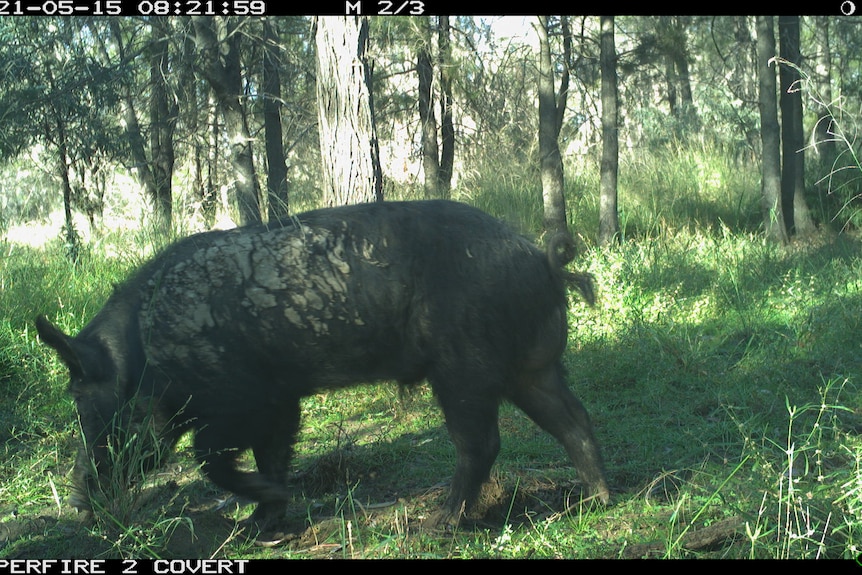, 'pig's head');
36,315,165,514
